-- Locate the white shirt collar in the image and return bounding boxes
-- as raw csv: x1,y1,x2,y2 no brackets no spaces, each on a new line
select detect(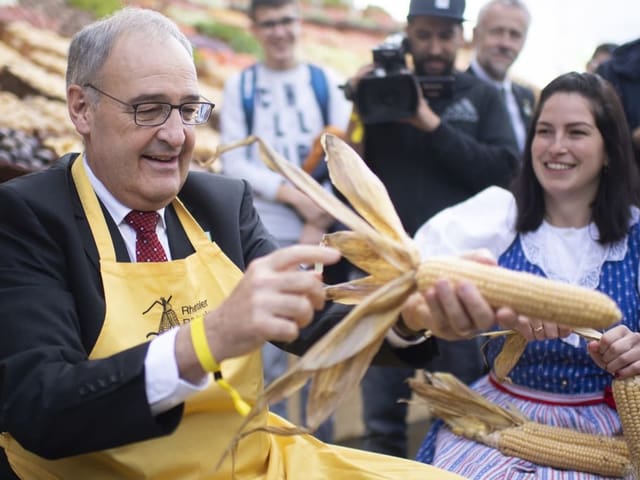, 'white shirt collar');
82,154,167,229
470,58,513,92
